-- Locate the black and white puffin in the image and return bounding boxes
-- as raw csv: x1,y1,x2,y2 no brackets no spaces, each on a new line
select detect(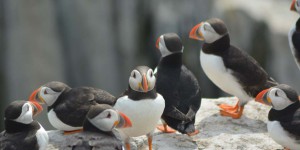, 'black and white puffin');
66,104,132,150
289,0,300,70
189,18,278,119
29,81,116,134
114,66,165,150
256,84,300,150
155,33,201,136
0,100,48,150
